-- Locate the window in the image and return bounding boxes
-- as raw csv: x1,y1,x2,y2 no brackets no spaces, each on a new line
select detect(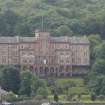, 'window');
22,52,25,55
50,67,54,72
2,56,6,63
84,51,88,56
72,58,75,63
23,59,27,63
60,52,64,55
66,52,69,55
67,60,69,63
13,58,18,63
66,45,69,49
60,60,64,63
21,45,24,49
29,60,32,63
78,58,81,63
